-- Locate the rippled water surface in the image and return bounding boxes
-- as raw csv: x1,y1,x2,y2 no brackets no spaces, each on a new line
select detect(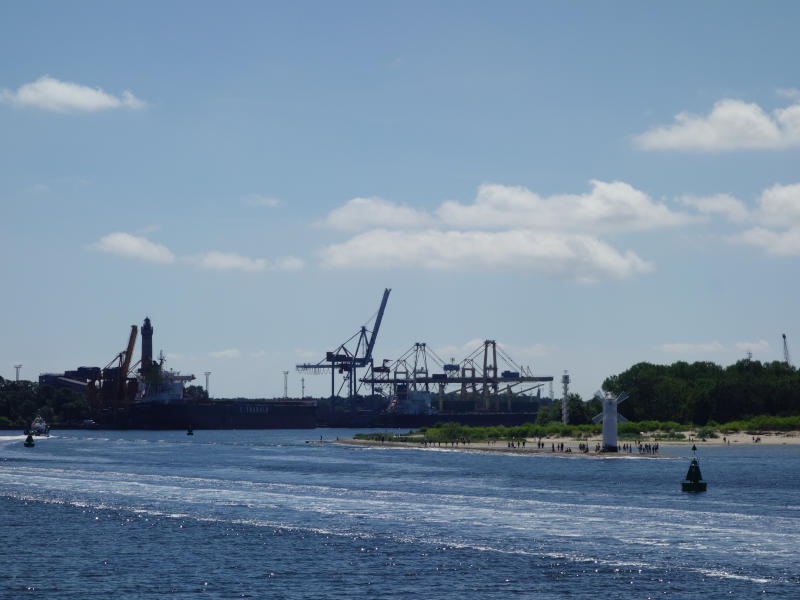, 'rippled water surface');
2,429,799,598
